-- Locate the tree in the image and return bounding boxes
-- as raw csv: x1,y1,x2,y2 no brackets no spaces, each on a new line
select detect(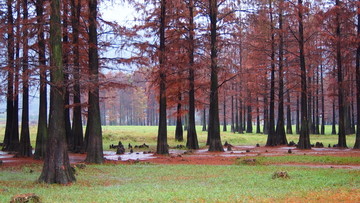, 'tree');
38,0,75,184
18,0,32,157
335,0,347,148
275,0,287,145
34,0,48,160
186,0,199,150
85,0,104,163
266,0,277,146
354,2,360,149
71,0,83,152
2,0,17,152
297,0,311,149
207,0,224,152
